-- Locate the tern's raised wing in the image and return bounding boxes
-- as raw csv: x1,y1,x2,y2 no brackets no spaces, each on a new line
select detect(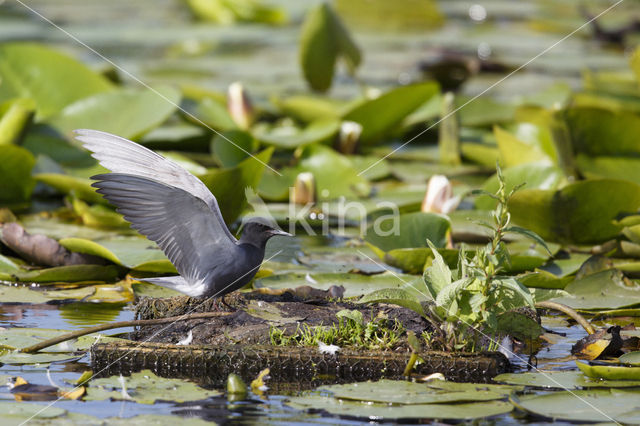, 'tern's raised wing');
74,128,236,242
92,173,237,284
